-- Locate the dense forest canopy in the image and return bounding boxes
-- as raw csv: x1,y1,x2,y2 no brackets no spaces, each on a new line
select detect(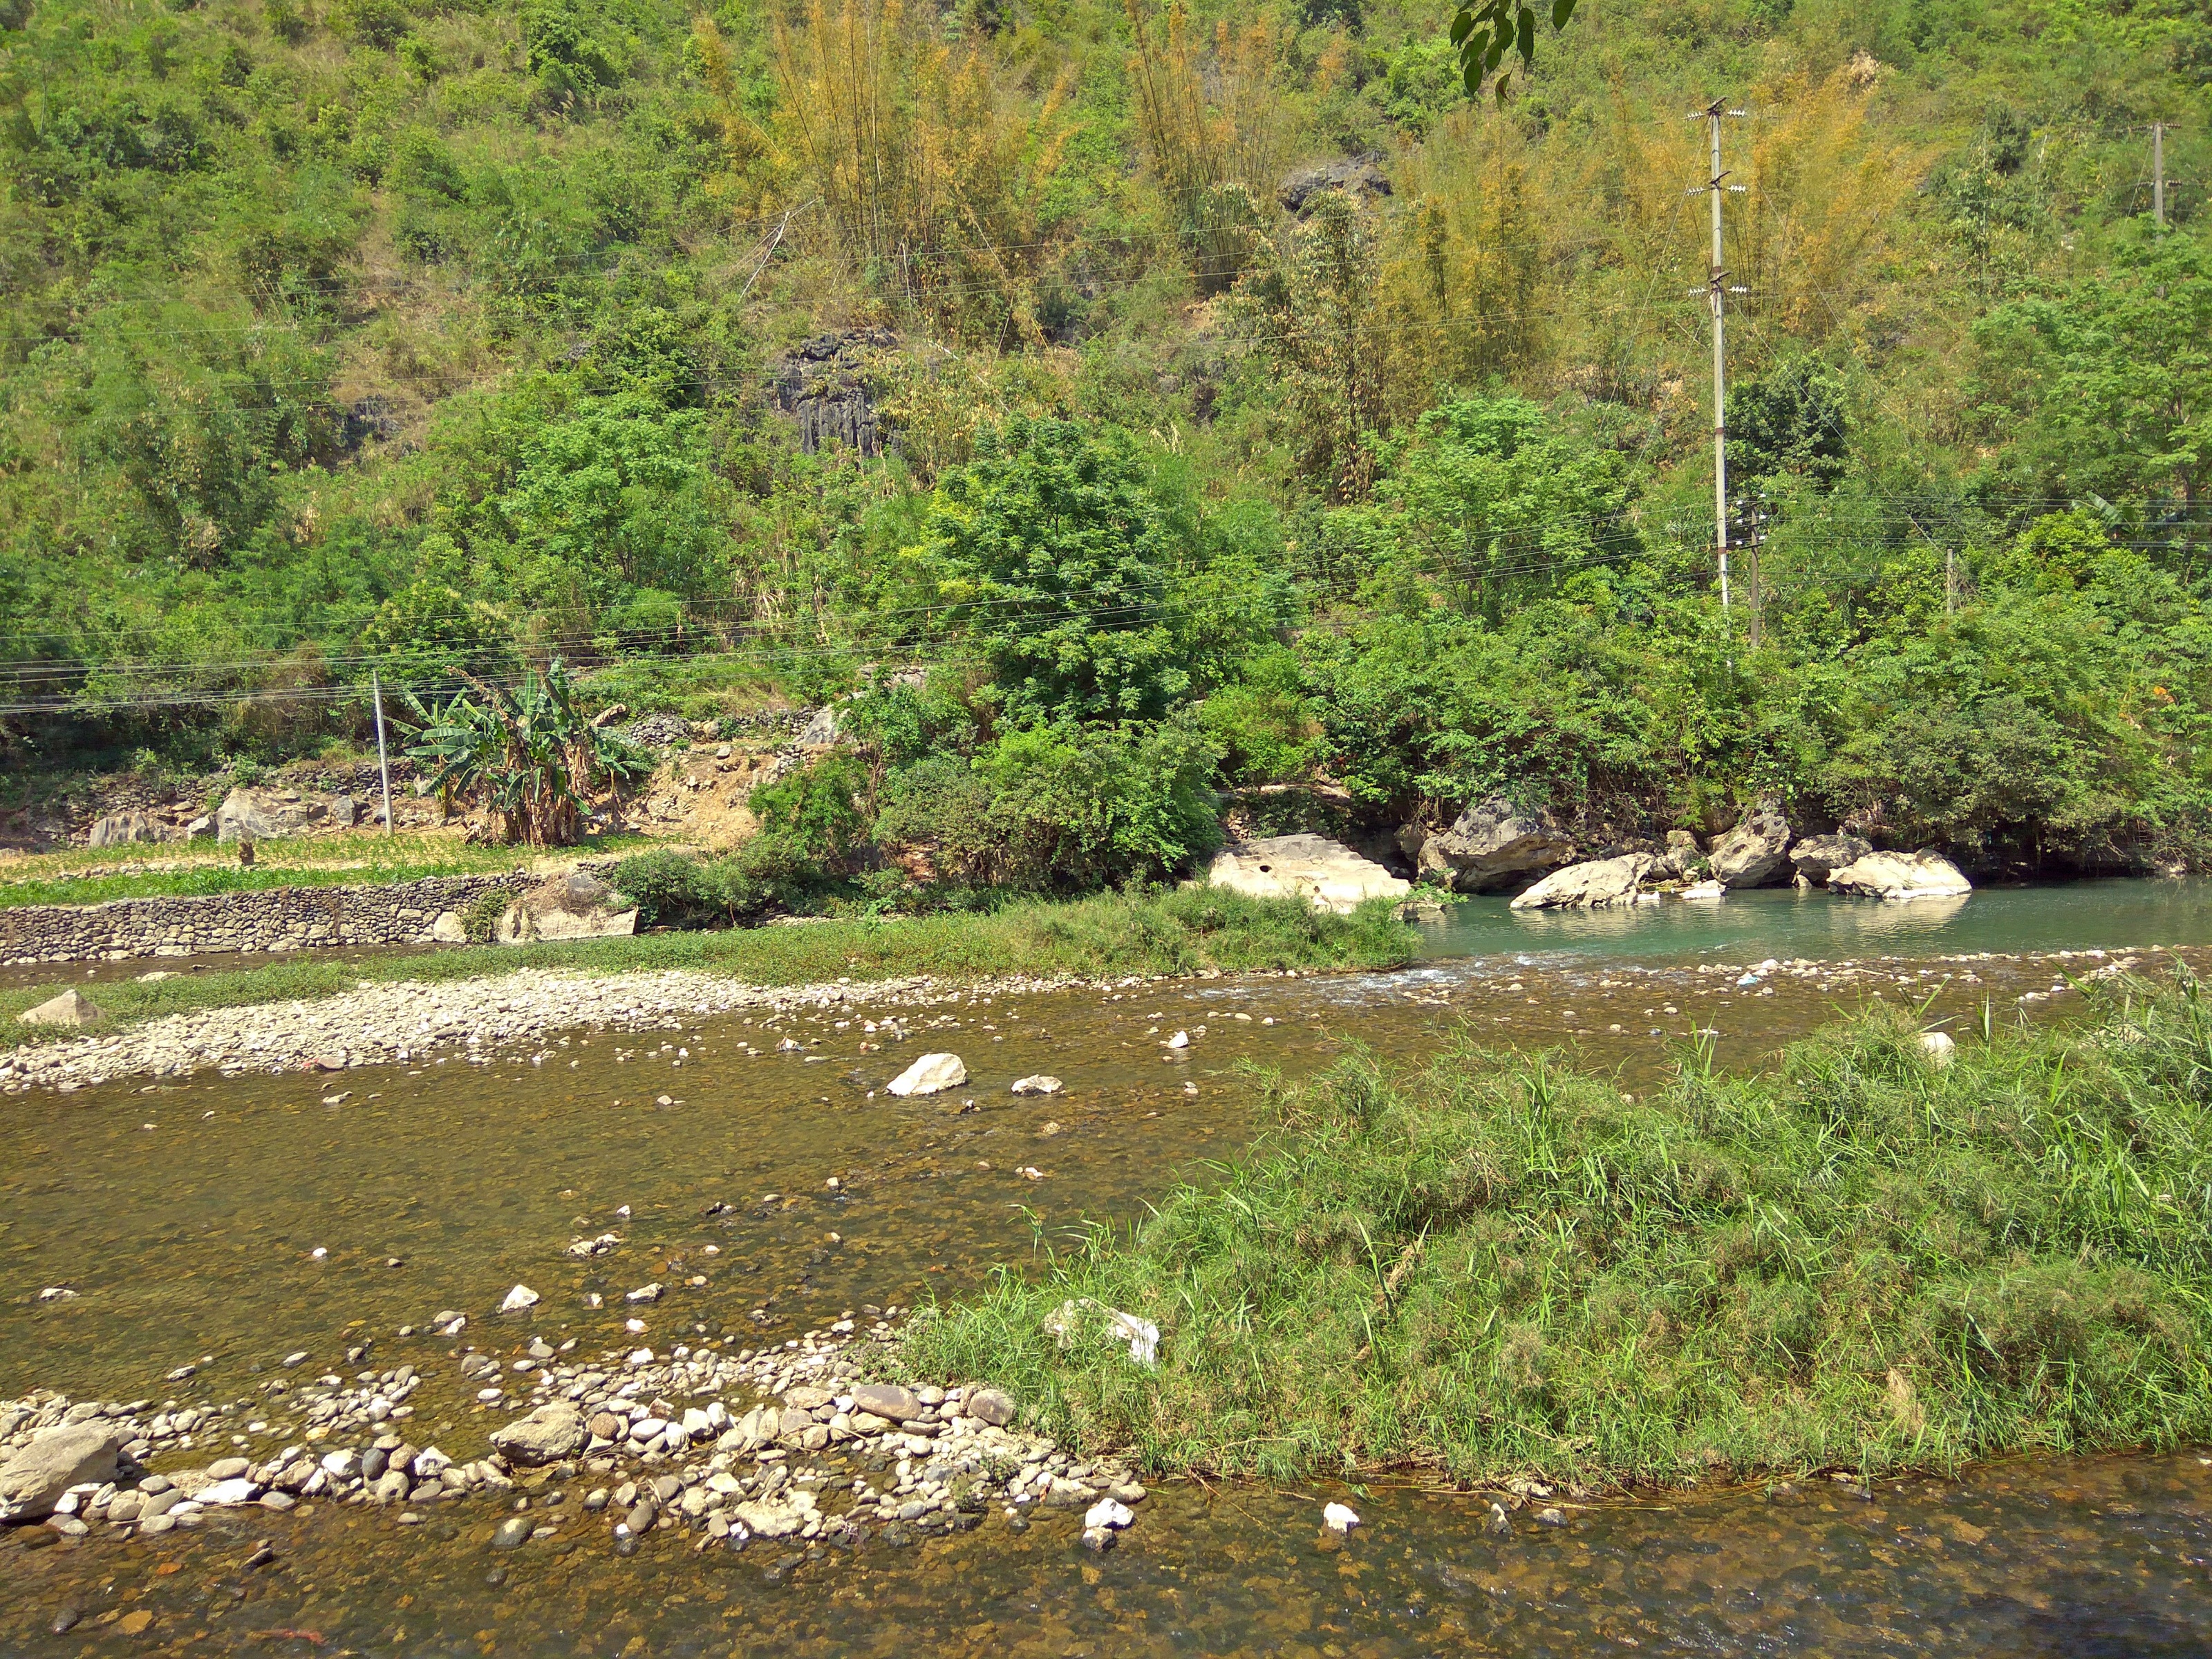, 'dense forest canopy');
0,0,2208,880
